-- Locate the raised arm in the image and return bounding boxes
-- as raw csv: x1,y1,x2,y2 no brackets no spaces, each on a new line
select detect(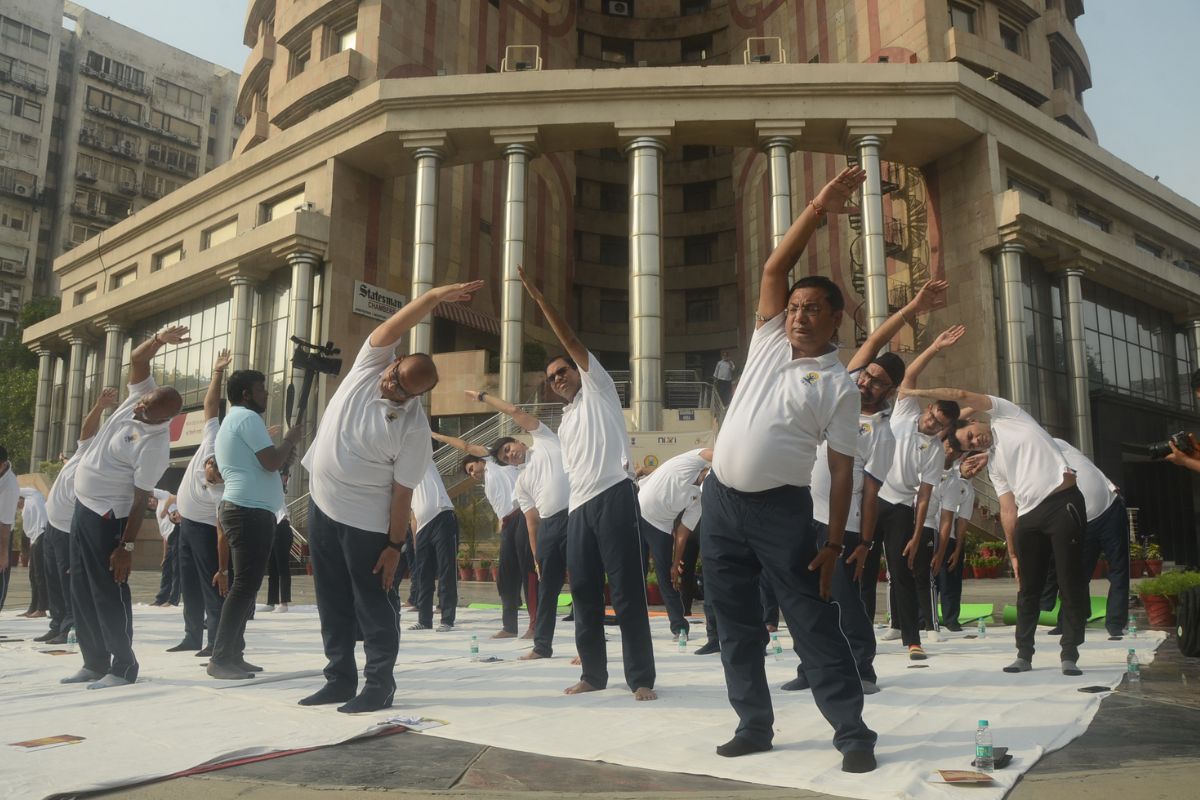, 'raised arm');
80,387,119,440
898,325,965,391
128,325,190,386
847,279,948,372
466,390,541,433
758,167,865,327
903,386,994,413
518,265,590,371
369,281,484,350
431,431,488,457
205,349,231,421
